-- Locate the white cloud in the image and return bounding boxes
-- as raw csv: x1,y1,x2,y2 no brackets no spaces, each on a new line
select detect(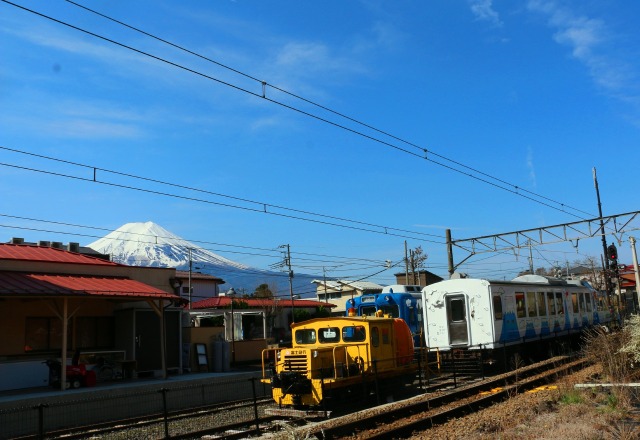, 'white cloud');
469,0,503,27
527,1,635,95
526,146,537,189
